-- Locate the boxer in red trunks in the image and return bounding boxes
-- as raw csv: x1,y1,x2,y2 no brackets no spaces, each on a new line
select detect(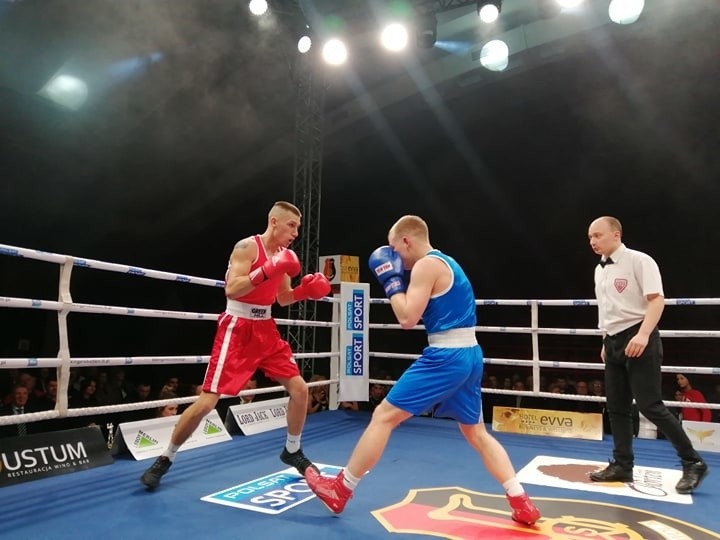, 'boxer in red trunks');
141,201,330,489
